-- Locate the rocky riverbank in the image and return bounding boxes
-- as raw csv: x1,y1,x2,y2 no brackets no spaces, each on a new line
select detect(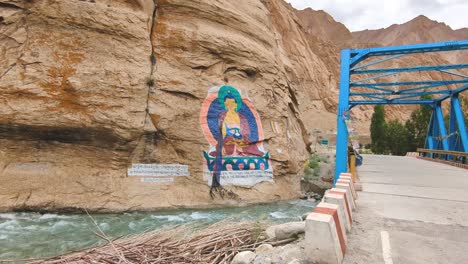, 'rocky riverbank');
0,200,316,261
26,219,312,264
